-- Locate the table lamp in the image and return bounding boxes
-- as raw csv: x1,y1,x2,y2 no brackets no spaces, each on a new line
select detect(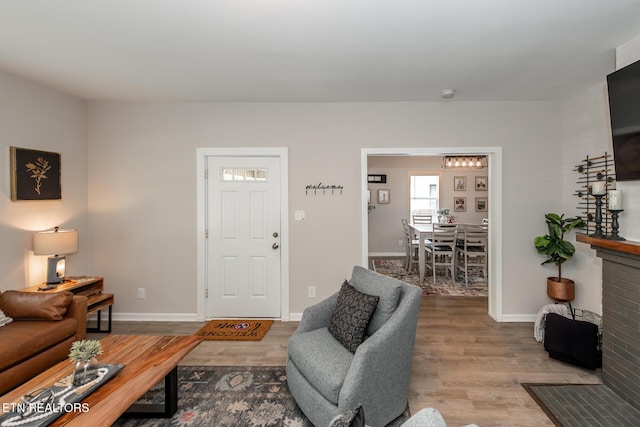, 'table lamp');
33,226,78,285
